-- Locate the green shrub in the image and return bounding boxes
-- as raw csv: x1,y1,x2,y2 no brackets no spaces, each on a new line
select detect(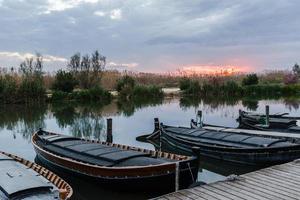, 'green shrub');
223,81,242,96
70,86,111,103
183,80,201,95
133,85,163,98
201,82,213,96
52,70,77,93
18,78,45,99
179,78,192,91
0,75,17,103
242,74,259,86
51,91,69,101
116,75,135,92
